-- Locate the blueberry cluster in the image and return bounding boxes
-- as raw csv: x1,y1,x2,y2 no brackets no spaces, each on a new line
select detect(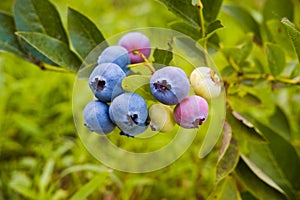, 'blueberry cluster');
83,32,221,137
